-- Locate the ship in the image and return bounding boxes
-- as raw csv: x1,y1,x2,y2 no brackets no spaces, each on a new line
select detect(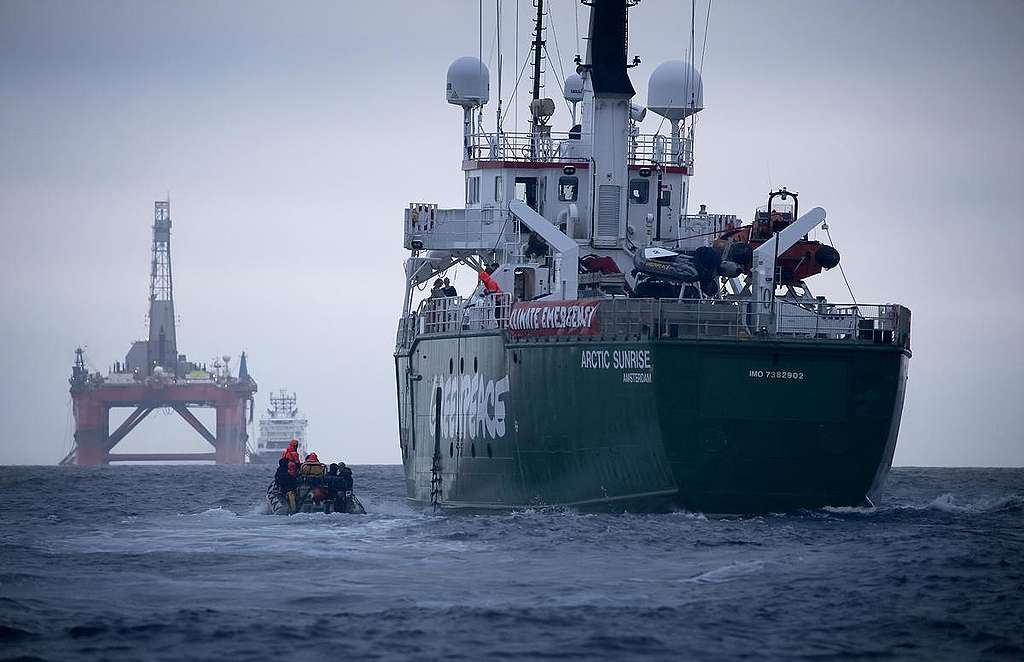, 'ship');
394,0,911,513
250,390,308,464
